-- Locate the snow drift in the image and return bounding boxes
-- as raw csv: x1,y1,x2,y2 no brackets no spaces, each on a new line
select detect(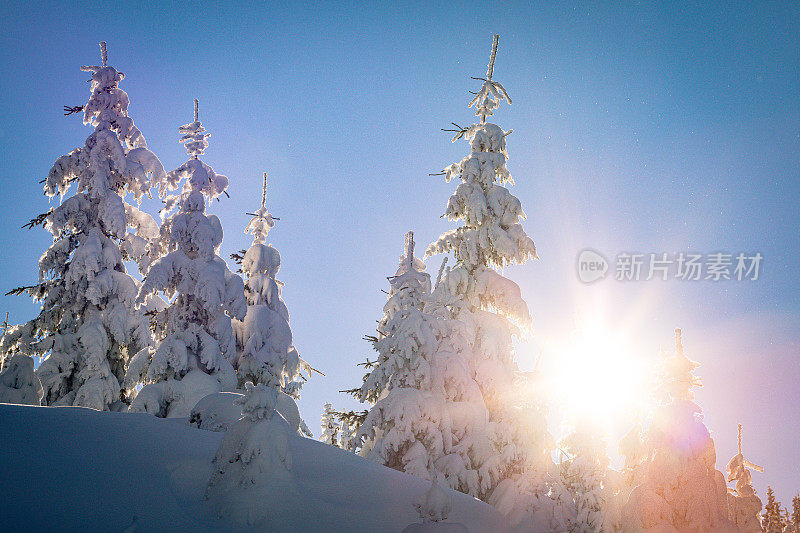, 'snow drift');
0,404,509,532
